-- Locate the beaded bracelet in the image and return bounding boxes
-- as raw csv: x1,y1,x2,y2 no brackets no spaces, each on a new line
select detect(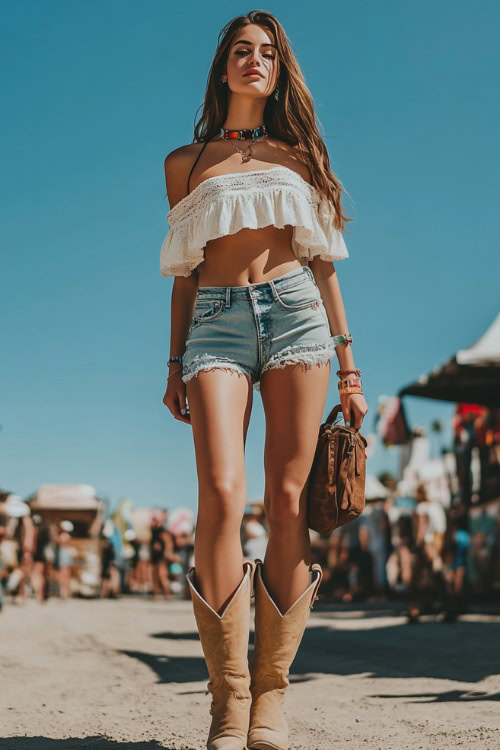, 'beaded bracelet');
336,368,361,378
